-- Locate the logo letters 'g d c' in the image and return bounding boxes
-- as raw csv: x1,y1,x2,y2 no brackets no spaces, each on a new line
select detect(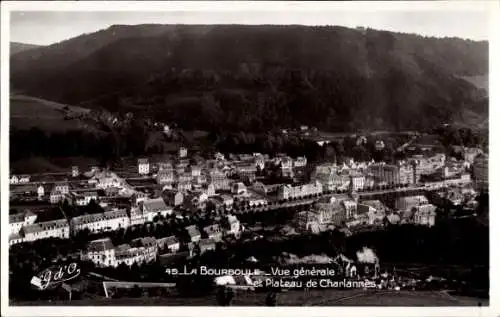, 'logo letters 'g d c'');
31,262,82,291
